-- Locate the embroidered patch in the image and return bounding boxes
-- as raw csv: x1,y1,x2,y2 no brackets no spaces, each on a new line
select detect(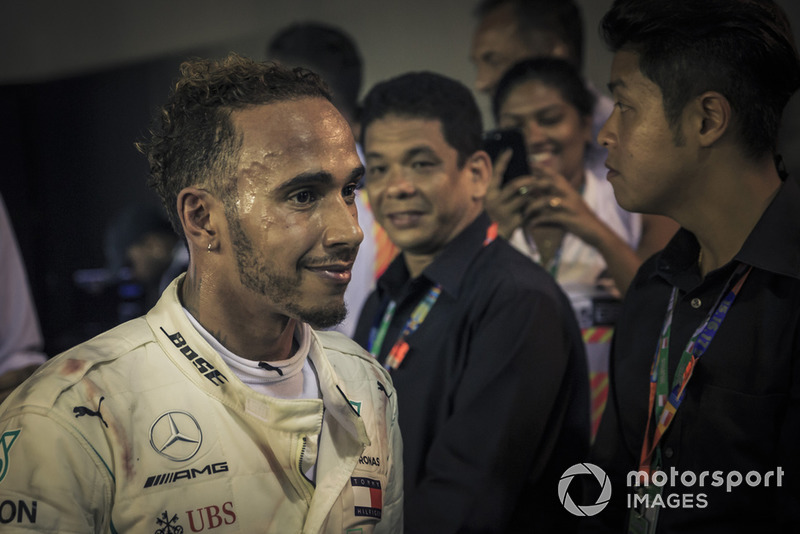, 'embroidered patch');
154,510,183,533
73,396,109,428
0,430,20,483
149,411,202,462
351,477,382,519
